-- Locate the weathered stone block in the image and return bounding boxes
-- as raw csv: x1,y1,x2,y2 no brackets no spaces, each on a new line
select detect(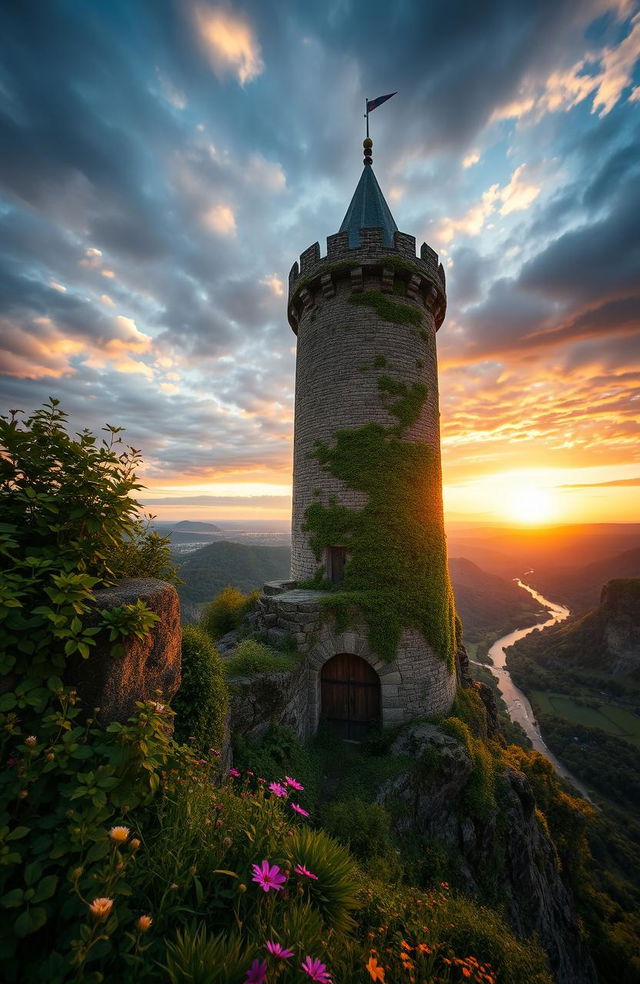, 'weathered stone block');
66,578,181,724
